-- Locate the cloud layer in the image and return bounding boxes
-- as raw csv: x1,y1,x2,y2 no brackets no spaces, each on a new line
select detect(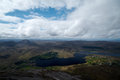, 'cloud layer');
0,0,120,40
